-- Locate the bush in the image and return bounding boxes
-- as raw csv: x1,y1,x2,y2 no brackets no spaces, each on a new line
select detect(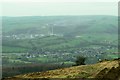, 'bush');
75,56,86,66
